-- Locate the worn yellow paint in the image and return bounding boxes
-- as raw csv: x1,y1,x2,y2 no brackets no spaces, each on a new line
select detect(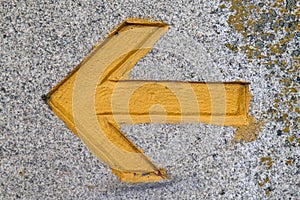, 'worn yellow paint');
233,116,262,142
259,175,270,187
47,18,252,182
260,157,273,170
286,159,293,166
